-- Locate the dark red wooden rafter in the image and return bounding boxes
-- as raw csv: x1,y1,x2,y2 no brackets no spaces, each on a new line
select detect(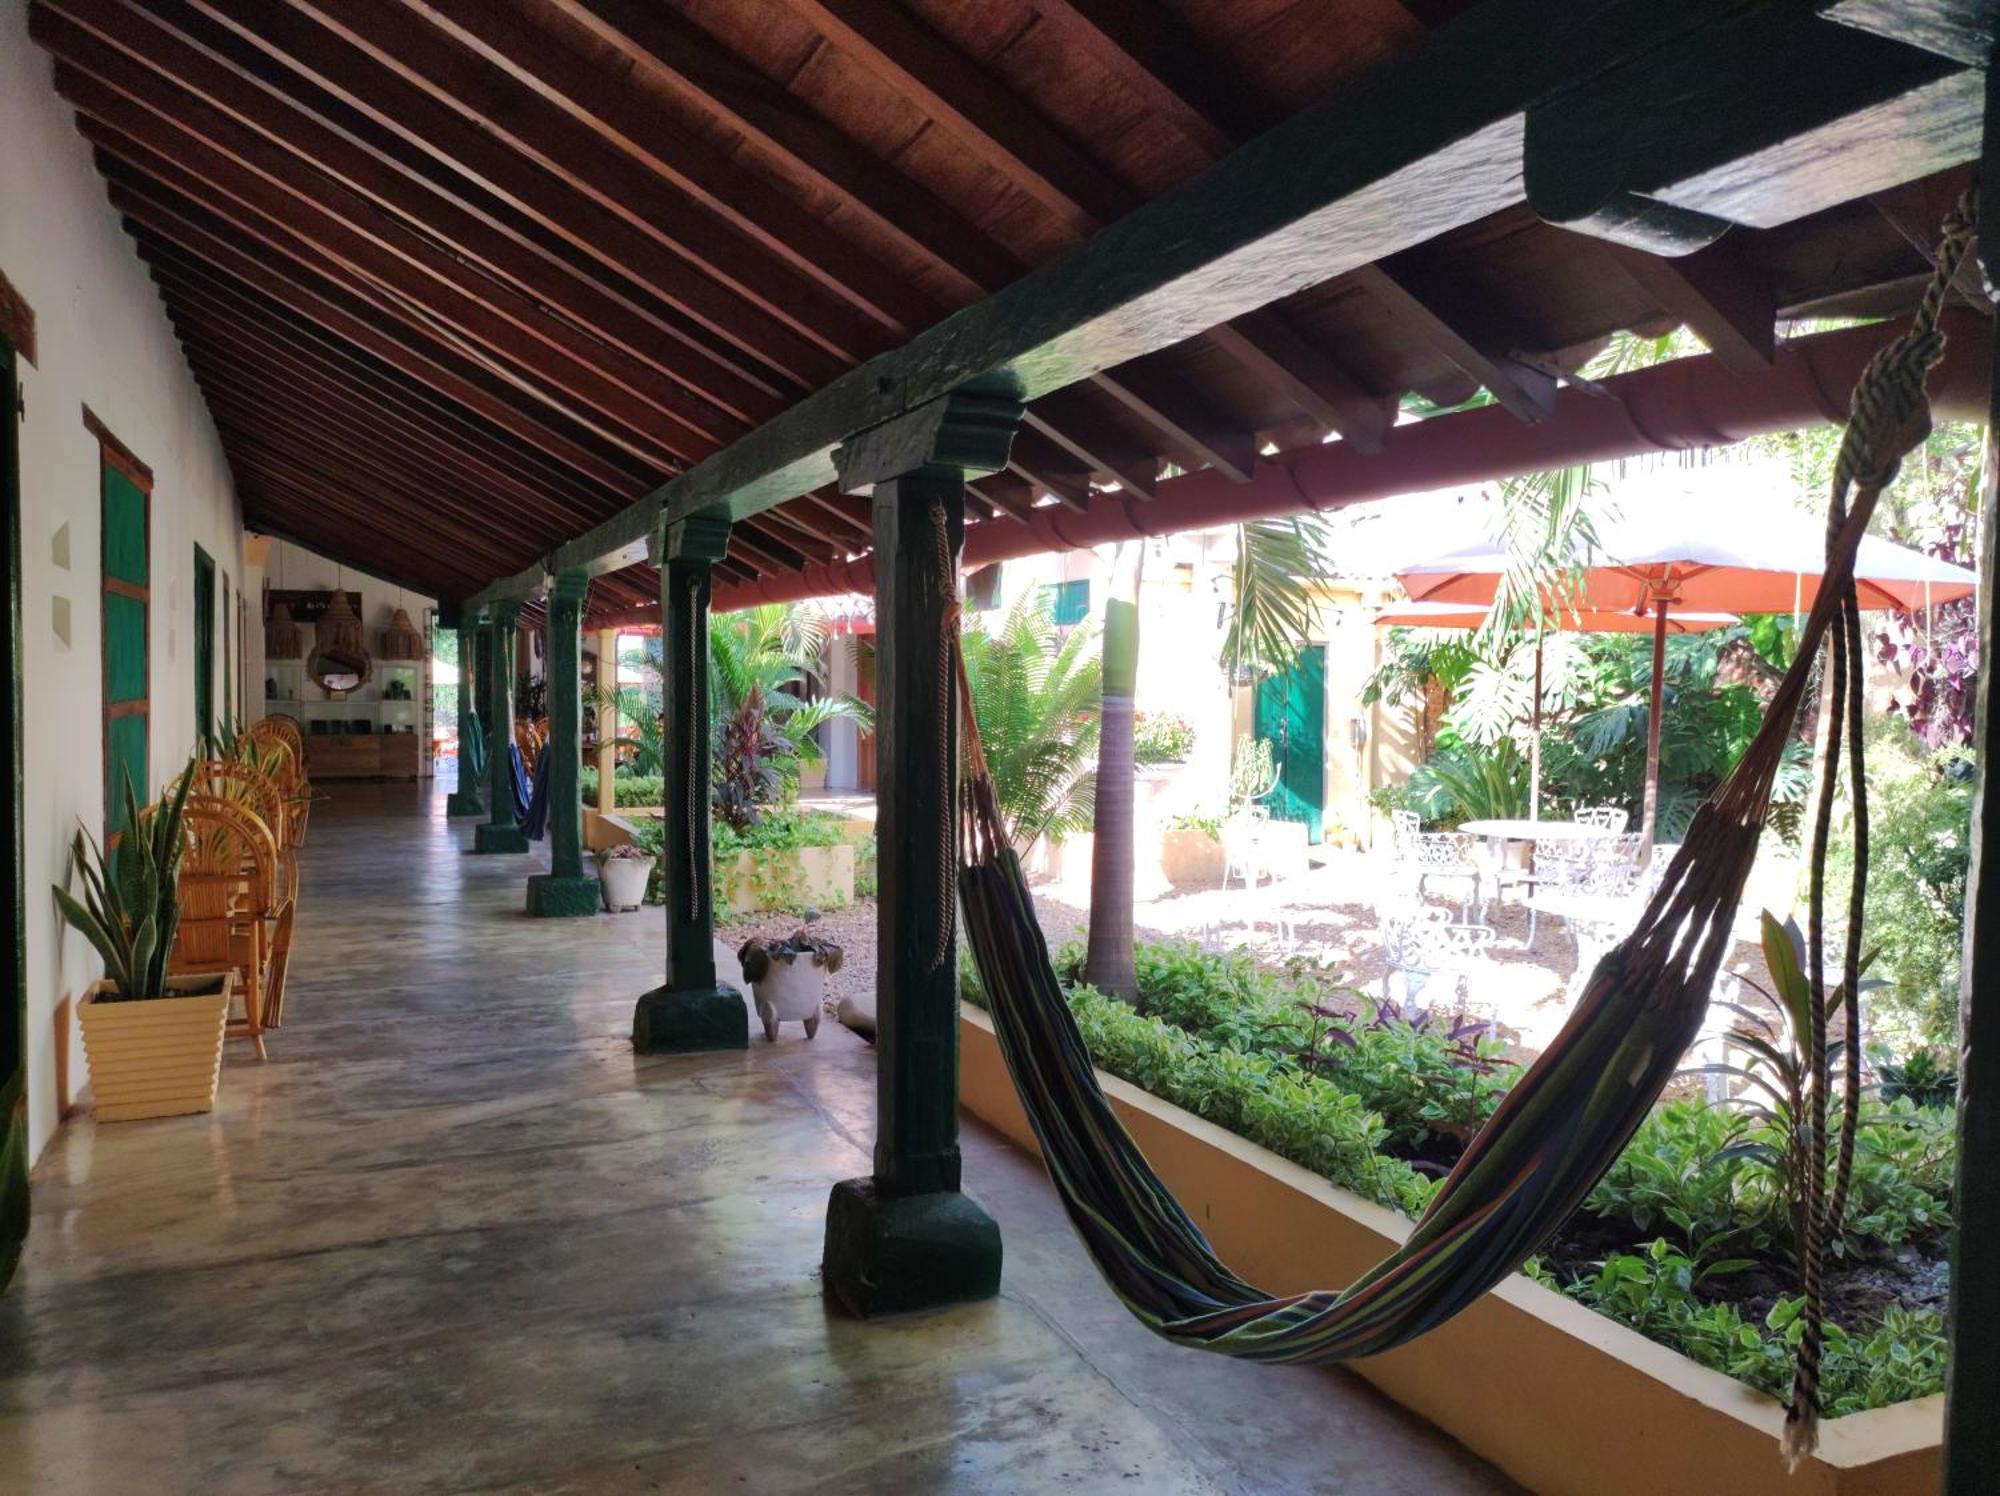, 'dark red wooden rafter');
22,0,1971,608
